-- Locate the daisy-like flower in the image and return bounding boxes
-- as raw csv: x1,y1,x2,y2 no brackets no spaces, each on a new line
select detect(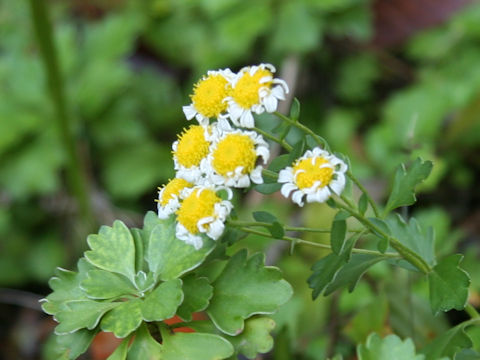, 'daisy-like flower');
157,178,193,219
173,125,212,183
202,127,270,188
175,186,233,249
182,69,234,125
226,63,289,128
278,148,347,206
